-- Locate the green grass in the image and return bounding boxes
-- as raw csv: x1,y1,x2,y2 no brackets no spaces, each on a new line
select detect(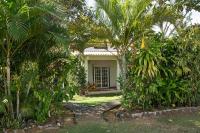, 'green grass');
66,95,200,132
59,113,200,133
69,95,121,106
